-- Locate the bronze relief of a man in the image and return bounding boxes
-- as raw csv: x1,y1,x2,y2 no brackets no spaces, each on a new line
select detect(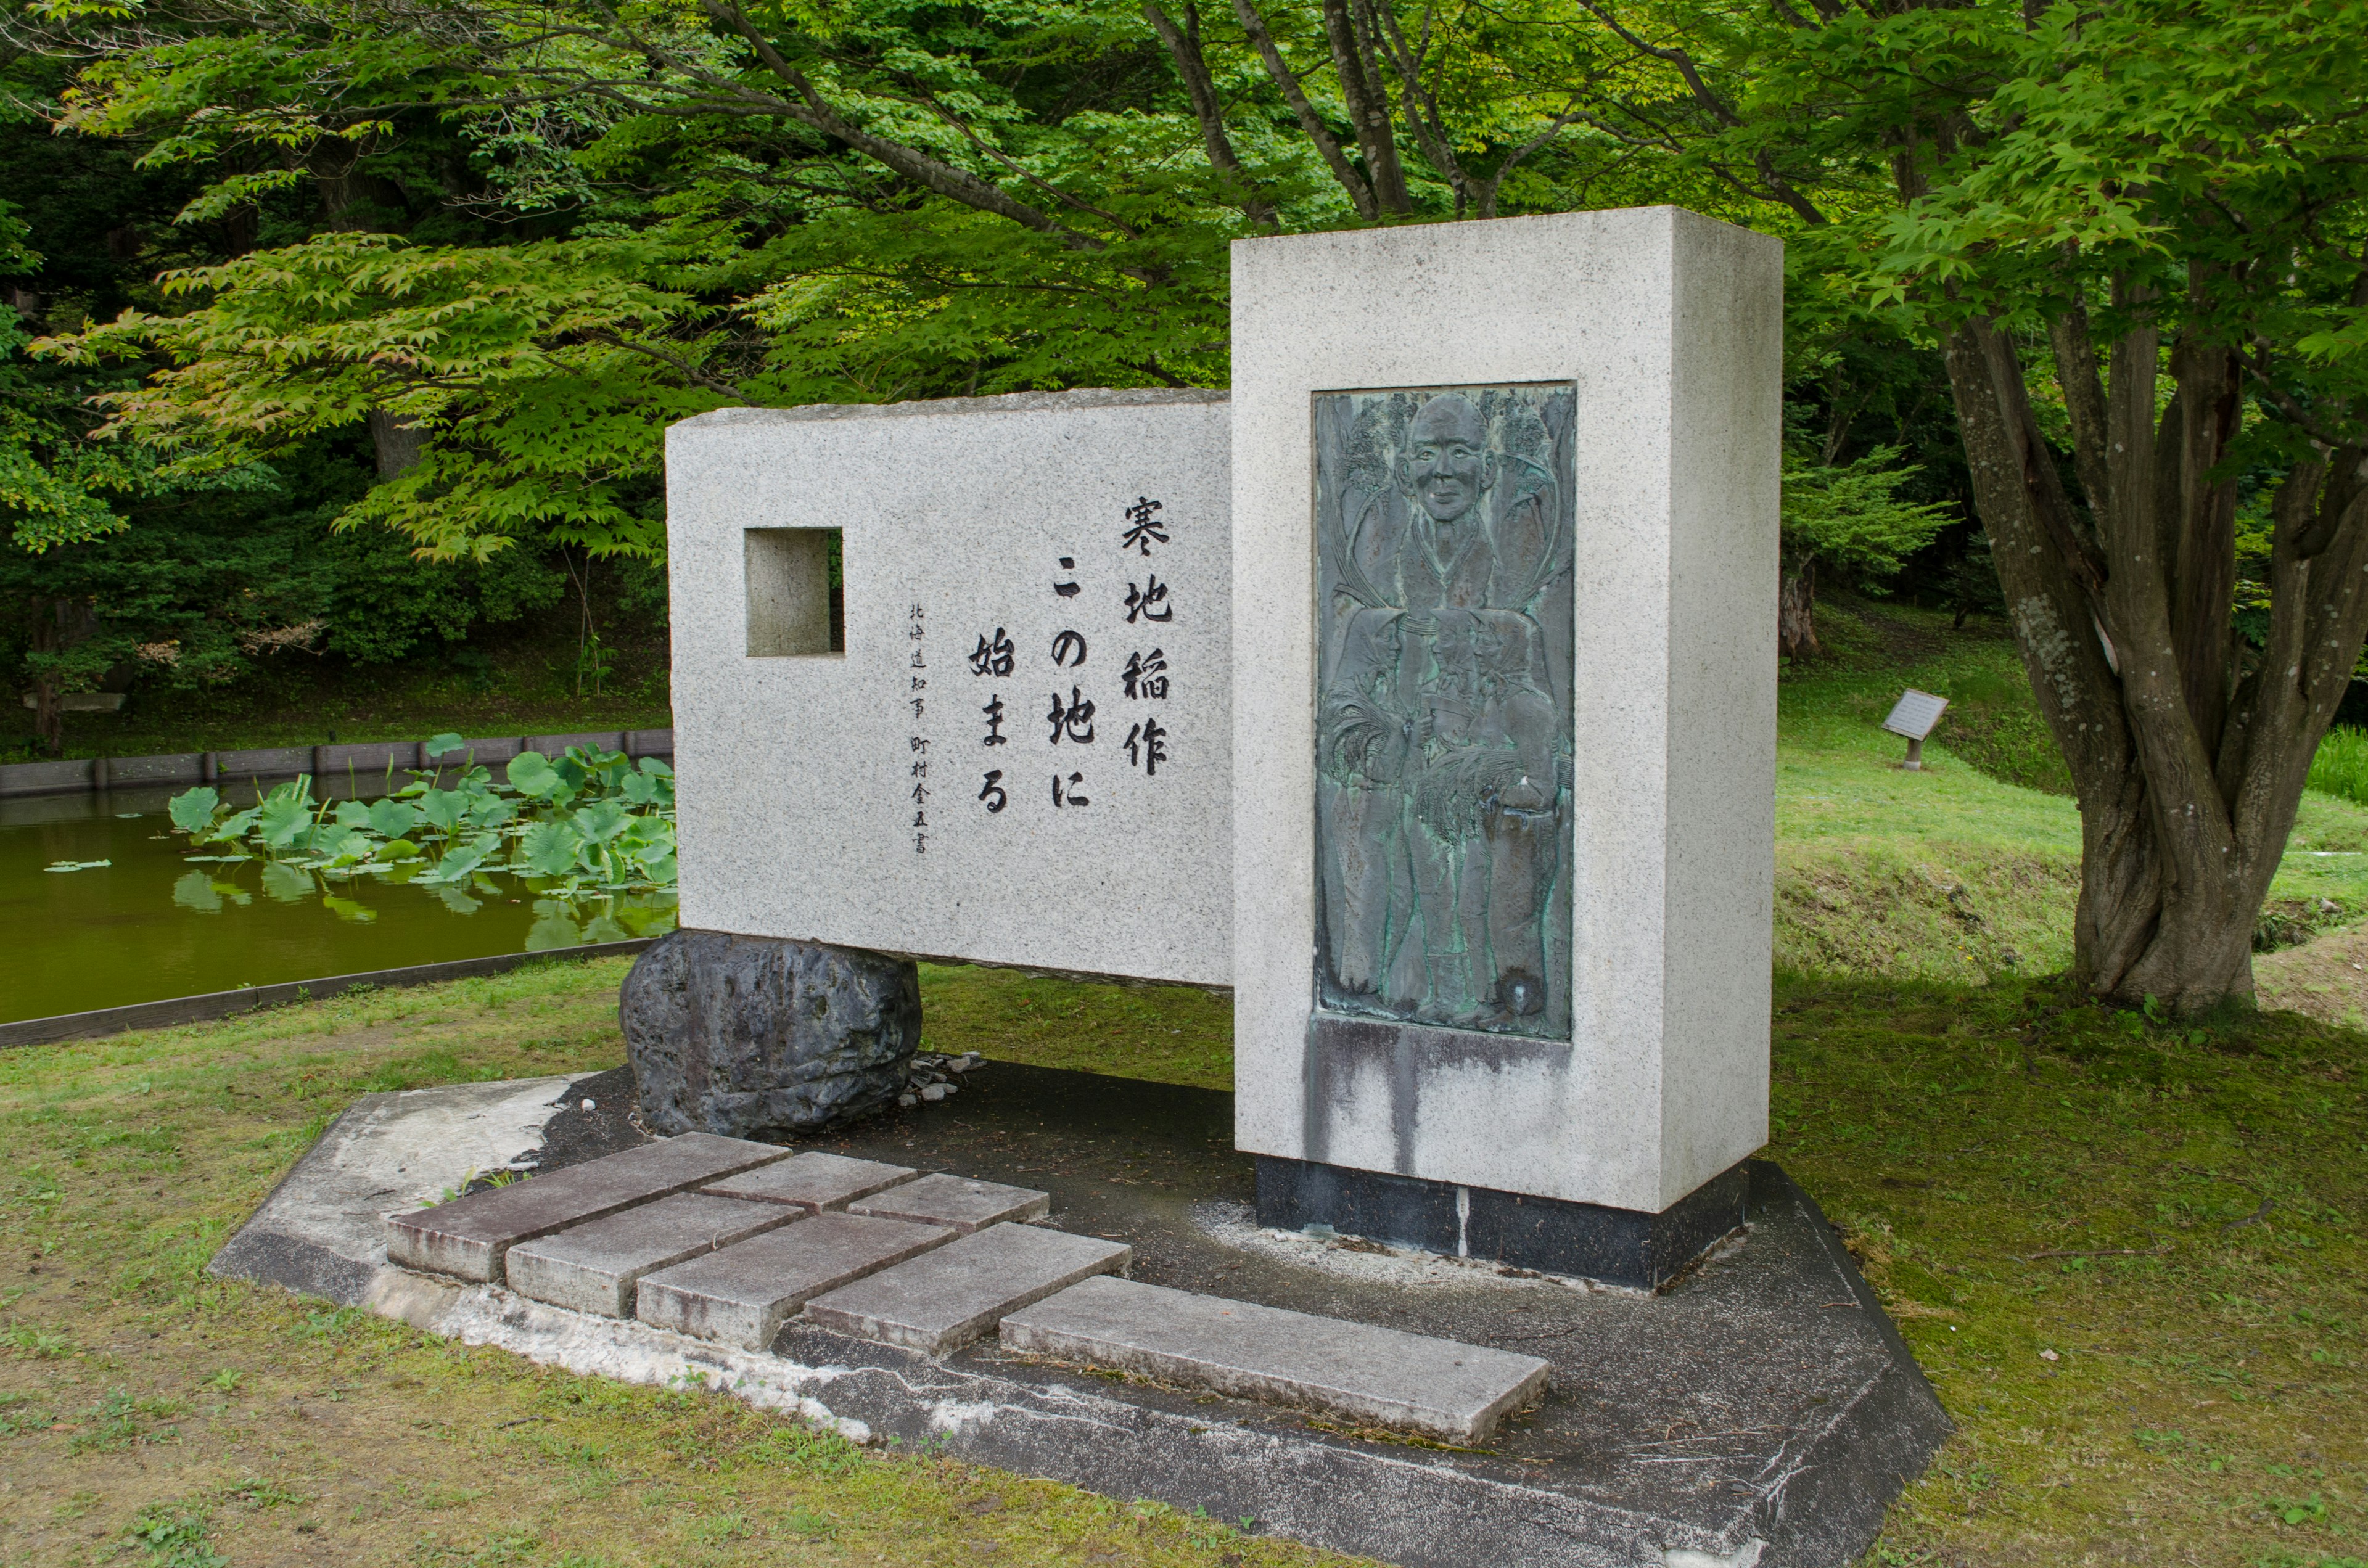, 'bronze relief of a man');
1314,385,1576,1038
